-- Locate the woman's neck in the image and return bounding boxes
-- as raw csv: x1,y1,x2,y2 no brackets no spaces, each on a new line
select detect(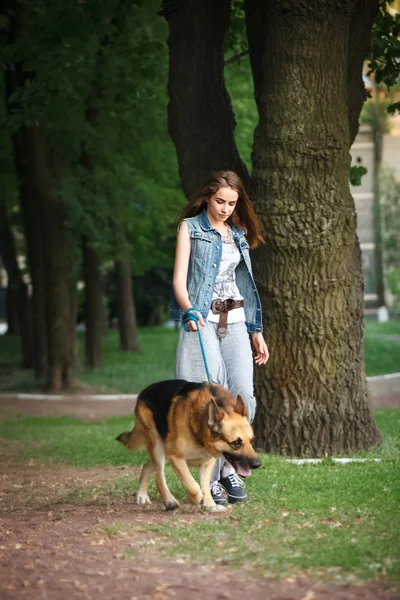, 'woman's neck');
206,211,230,234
